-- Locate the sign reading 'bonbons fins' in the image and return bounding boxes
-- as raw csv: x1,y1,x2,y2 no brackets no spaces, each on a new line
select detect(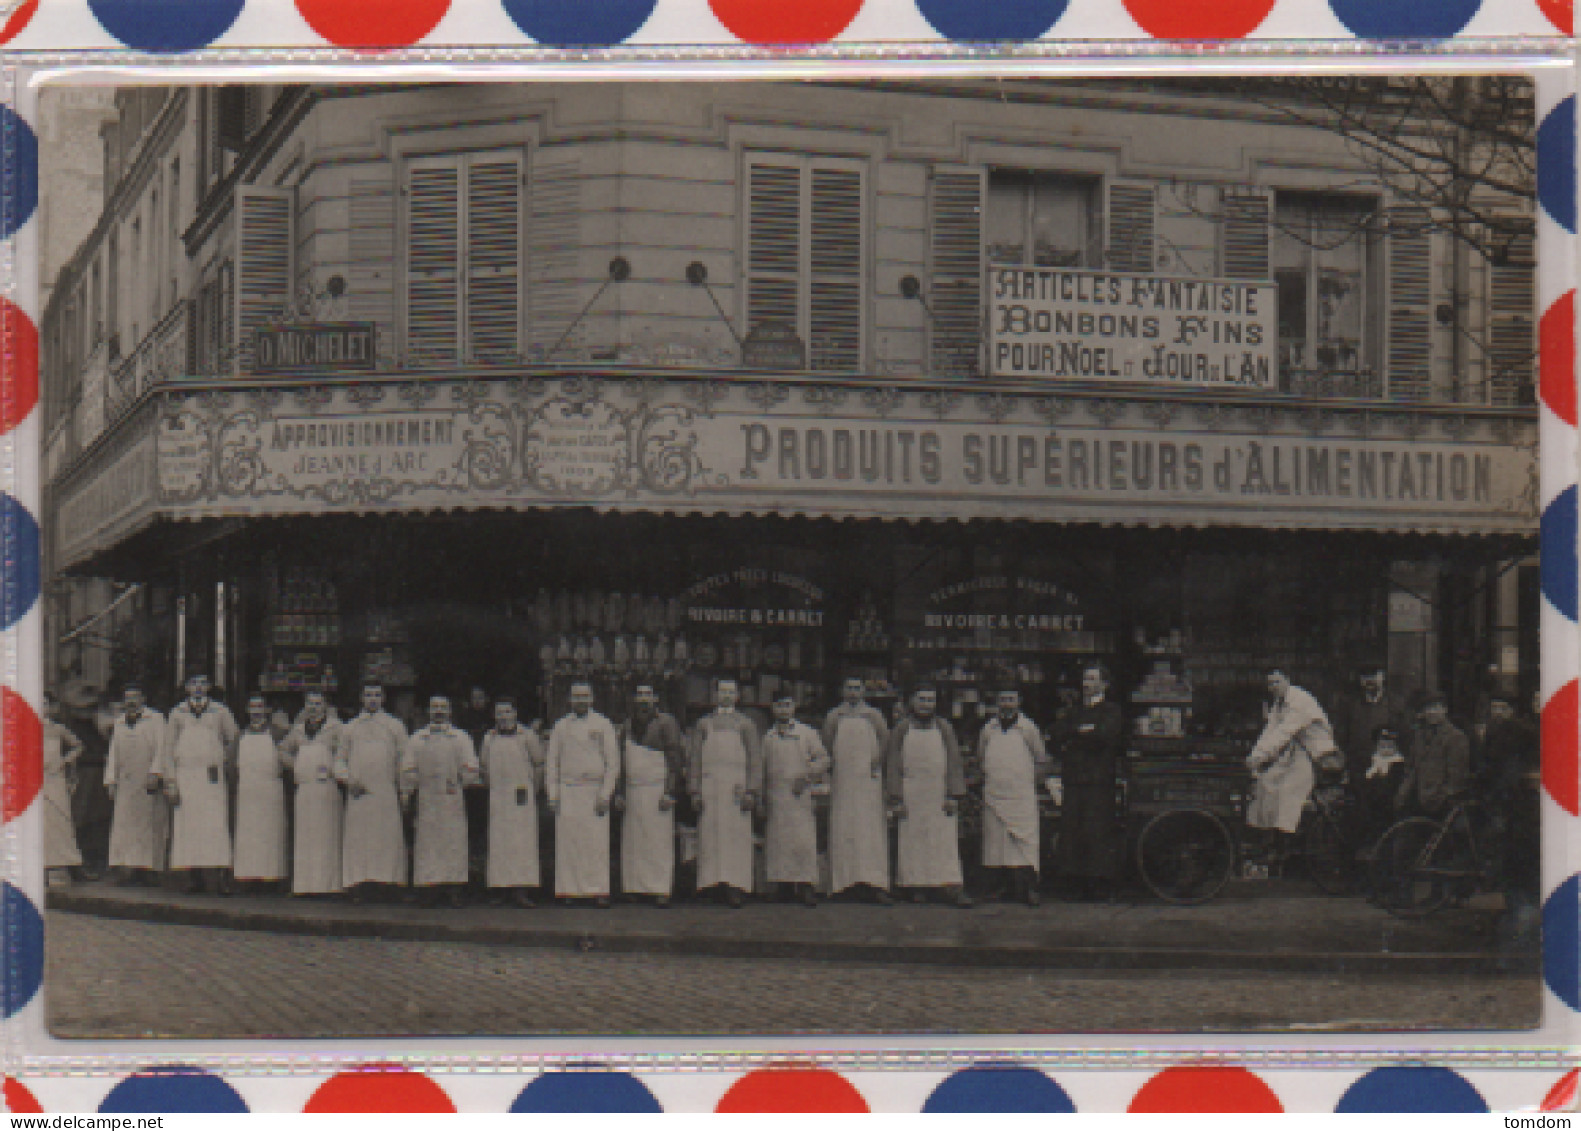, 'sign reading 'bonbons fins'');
989,267,1278,387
